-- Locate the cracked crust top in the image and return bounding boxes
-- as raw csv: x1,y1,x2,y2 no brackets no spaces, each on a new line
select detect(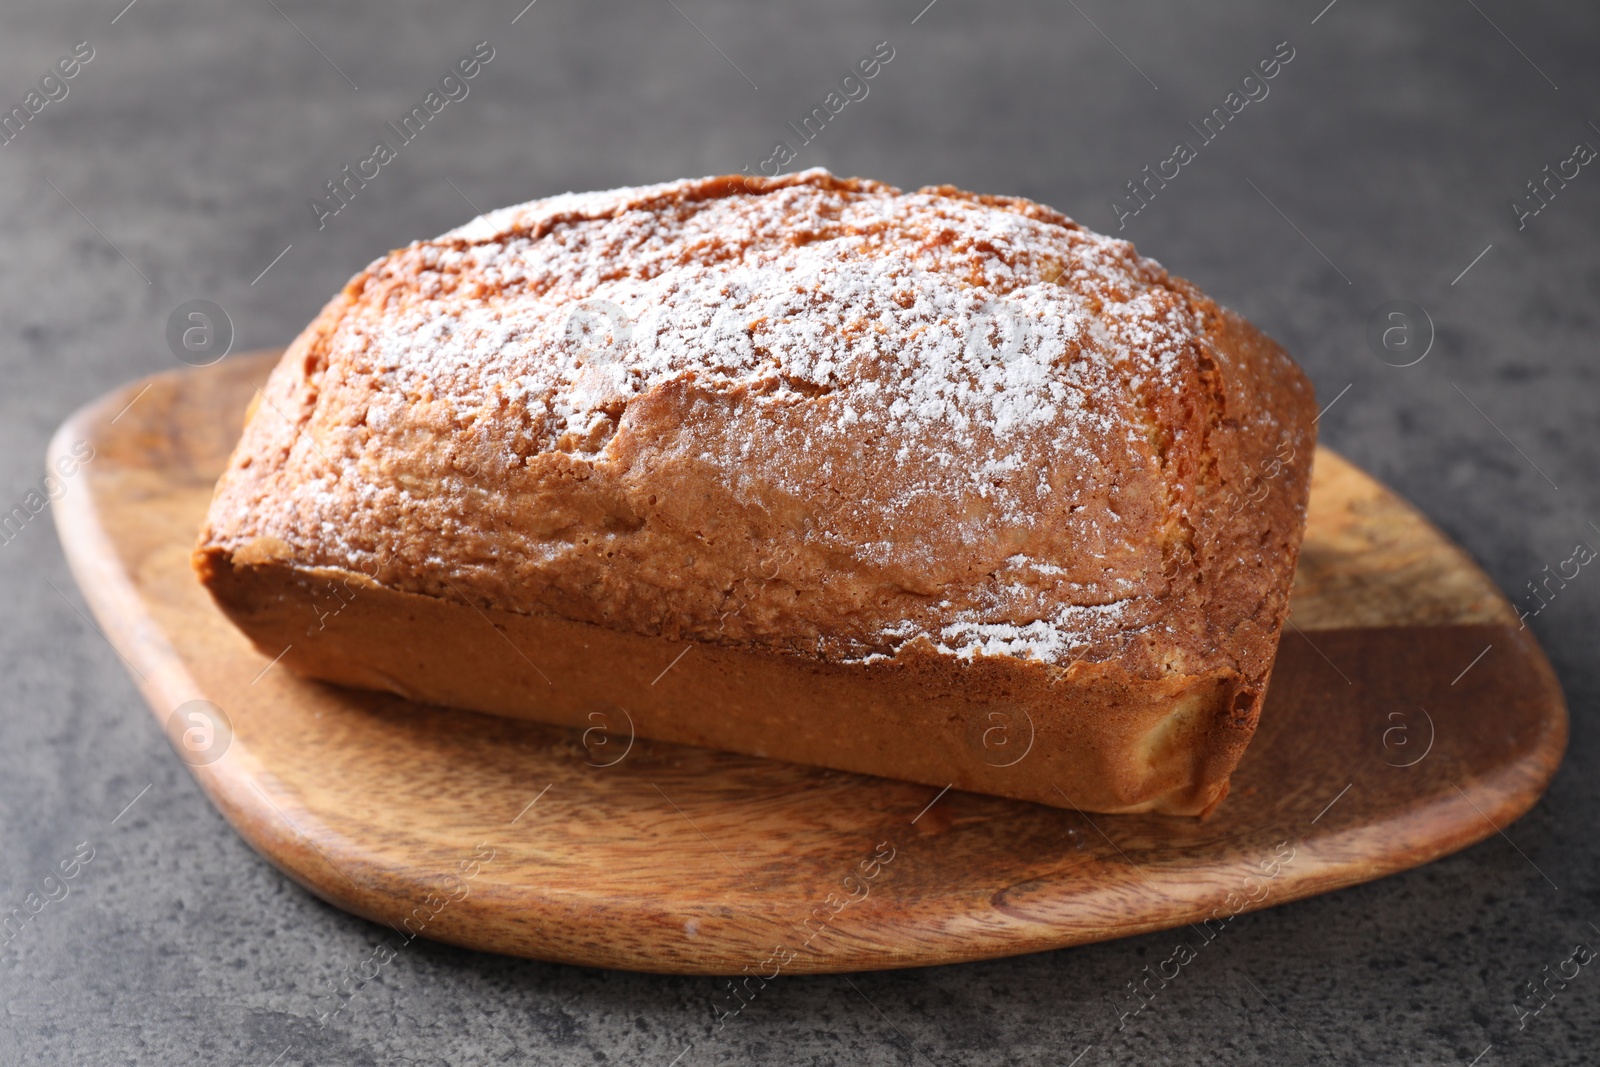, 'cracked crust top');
197,169,1316,688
